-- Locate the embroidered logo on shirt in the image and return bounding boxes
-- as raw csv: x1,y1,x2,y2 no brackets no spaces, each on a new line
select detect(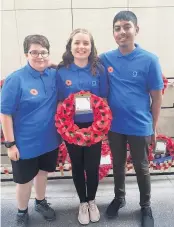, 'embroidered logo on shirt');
30,89,38,95
65,80,72,86
92,81,97,86
132,71,138,77
108,66,114,73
